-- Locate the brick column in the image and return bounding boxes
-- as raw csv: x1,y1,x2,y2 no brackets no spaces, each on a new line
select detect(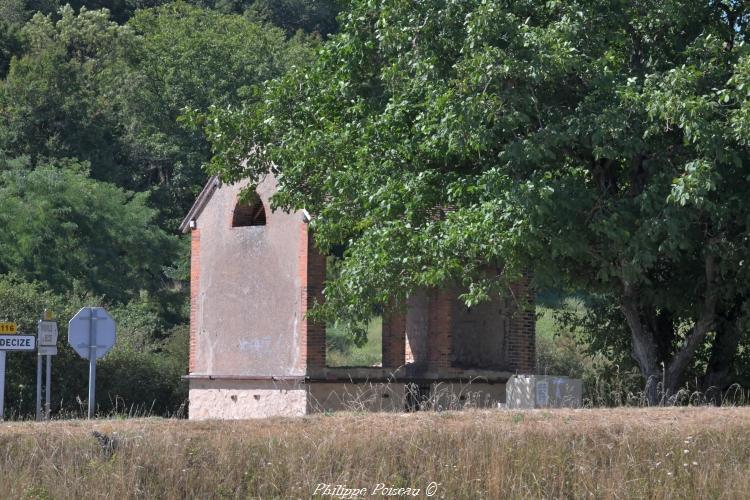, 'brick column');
382,311,406,369
506,274,536,373
189,229,200,374
427,289,454,371
299,223,327,373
